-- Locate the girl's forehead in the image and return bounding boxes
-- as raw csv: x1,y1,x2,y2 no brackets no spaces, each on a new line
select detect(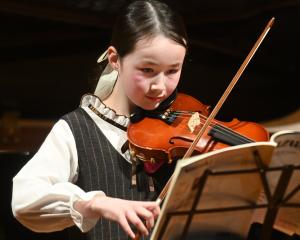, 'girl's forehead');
134,35,175,50
127,35,186,61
